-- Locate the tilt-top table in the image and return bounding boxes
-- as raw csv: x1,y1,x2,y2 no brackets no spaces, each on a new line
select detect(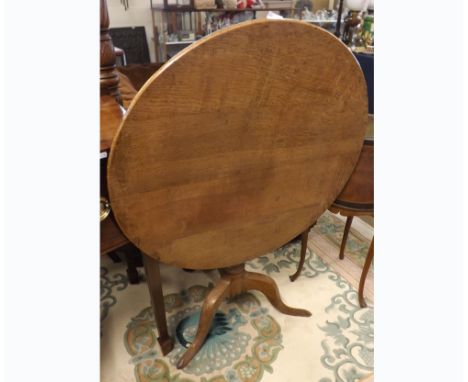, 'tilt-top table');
107,19,368,369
